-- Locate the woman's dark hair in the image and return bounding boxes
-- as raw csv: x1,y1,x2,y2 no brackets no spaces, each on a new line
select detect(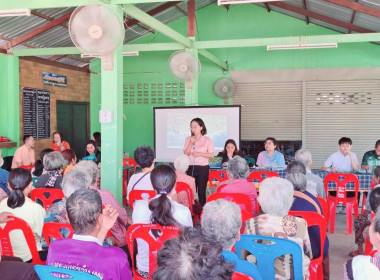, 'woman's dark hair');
369,187,380,214
32,148,54,177
62,149,76,165
7,168,32,209
265,137,279,151
374,166,380,179
52,131,64,143
85,140,98,156
190,118,207,135
149,165,178,226
221,139,239,157
93,132,101,147
134,146,155,169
